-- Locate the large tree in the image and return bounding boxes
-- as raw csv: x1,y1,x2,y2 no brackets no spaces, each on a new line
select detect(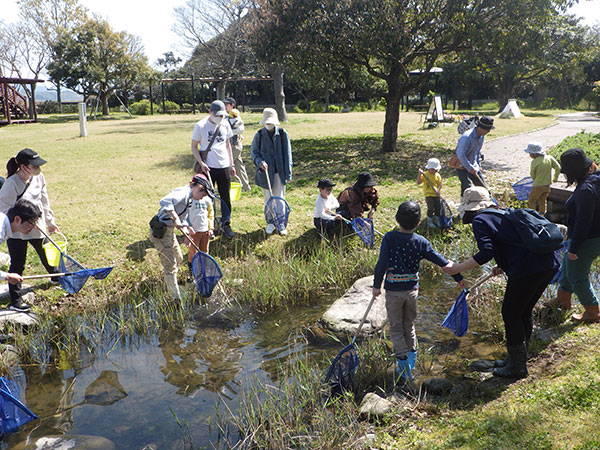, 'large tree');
48,17,150,115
